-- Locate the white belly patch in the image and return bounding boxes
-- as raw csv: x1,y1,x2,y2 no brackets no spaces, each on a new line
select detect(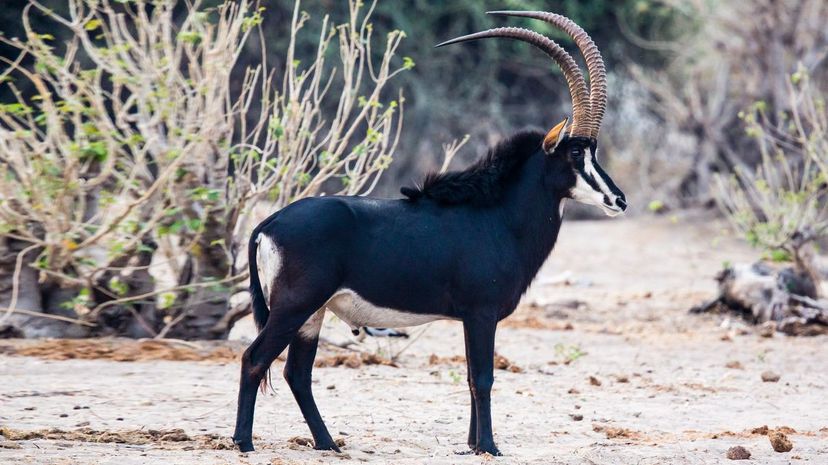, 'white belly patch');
325,289,445,329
